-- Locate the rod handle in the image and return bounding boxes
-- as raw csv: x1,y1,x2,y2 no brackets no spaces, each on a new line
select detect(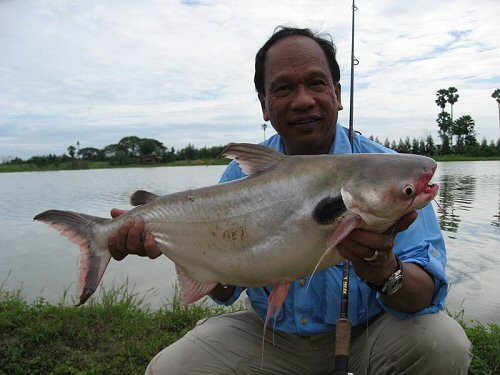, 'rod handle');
335,318,351,356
